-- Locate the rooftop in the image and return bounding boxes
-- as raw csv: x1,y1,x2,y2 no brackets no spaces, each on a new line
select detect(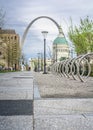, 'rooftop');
0,28,16,34
53,36,68,45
